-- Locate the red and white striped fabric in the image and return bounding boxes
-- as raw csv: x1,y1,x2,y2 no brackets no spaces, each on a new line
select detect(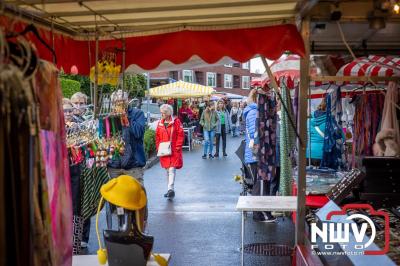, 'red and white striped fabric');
254,54,326,89
337,55,400,84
